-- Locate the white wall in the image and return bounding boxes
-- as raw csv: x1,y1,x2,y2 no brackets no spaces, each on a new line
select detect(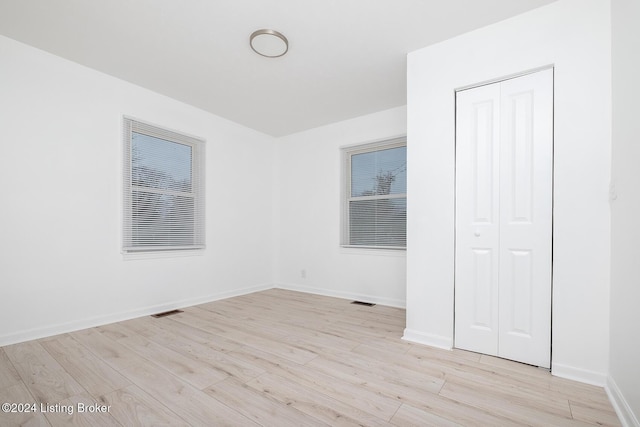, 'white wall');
406,0,612,385
275,107,407,307
609,0,640,424
0,35,276,346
